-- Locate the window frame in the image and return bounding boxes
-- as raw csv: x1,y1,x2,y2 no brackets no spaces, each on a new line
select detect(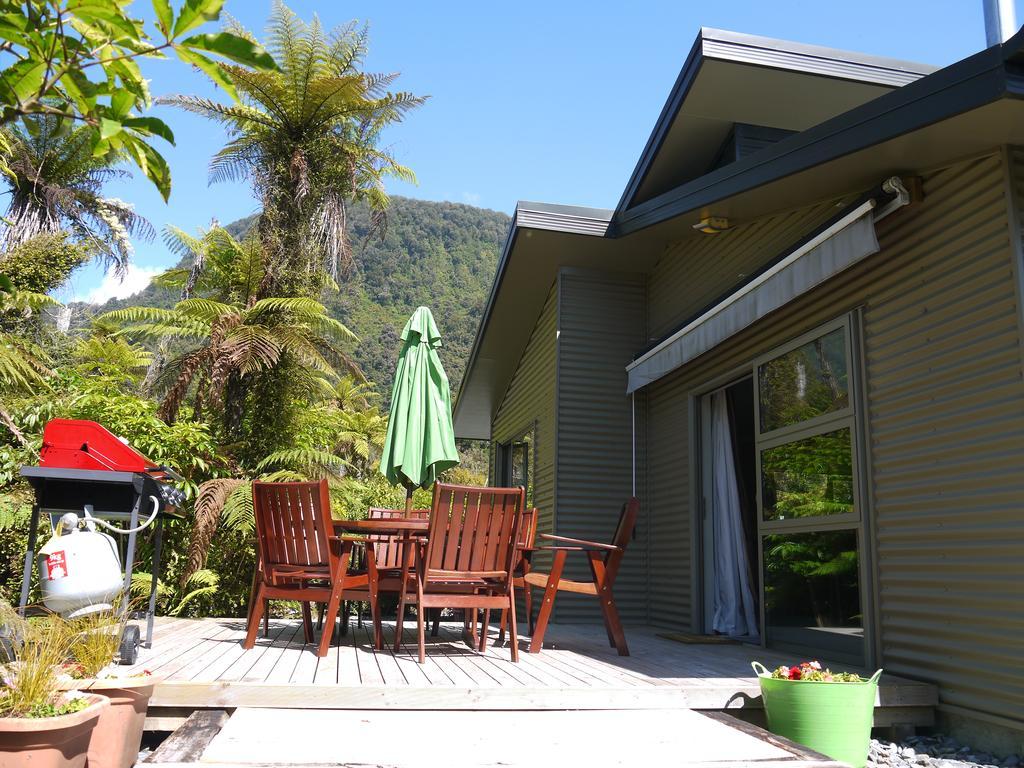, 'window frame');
752,313,873,667
753,315,862,533
498,421,536,507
